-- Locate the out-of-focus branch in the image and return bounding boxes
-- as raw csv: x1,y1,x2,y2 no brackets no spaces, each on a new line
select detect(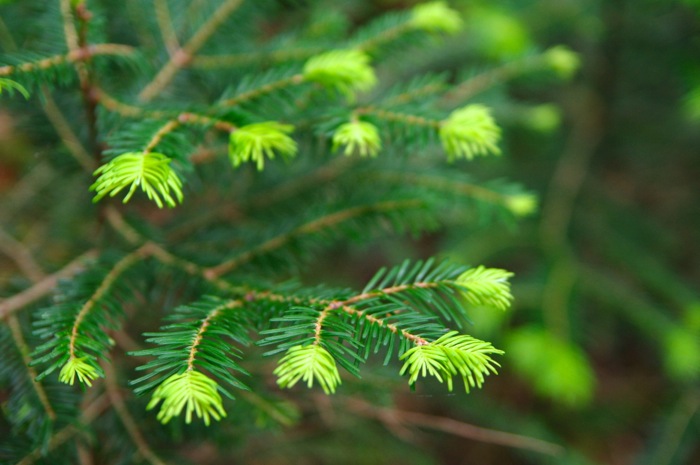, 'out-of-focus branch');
0,250,98,320
344,397,565,457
